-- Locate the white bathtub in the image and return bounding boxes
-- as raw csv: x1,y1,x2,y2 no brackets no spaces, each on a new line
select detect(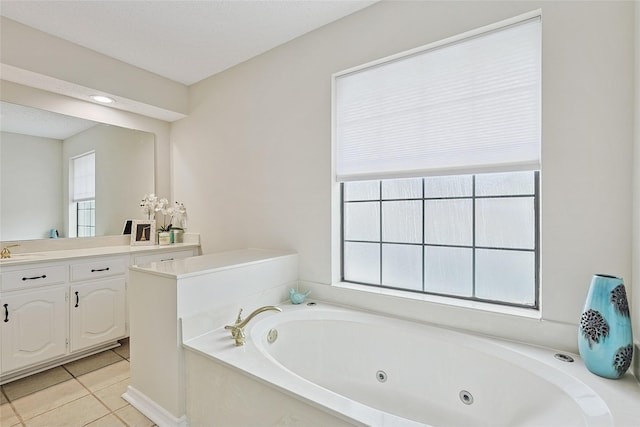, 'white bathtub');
183,302,640,427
